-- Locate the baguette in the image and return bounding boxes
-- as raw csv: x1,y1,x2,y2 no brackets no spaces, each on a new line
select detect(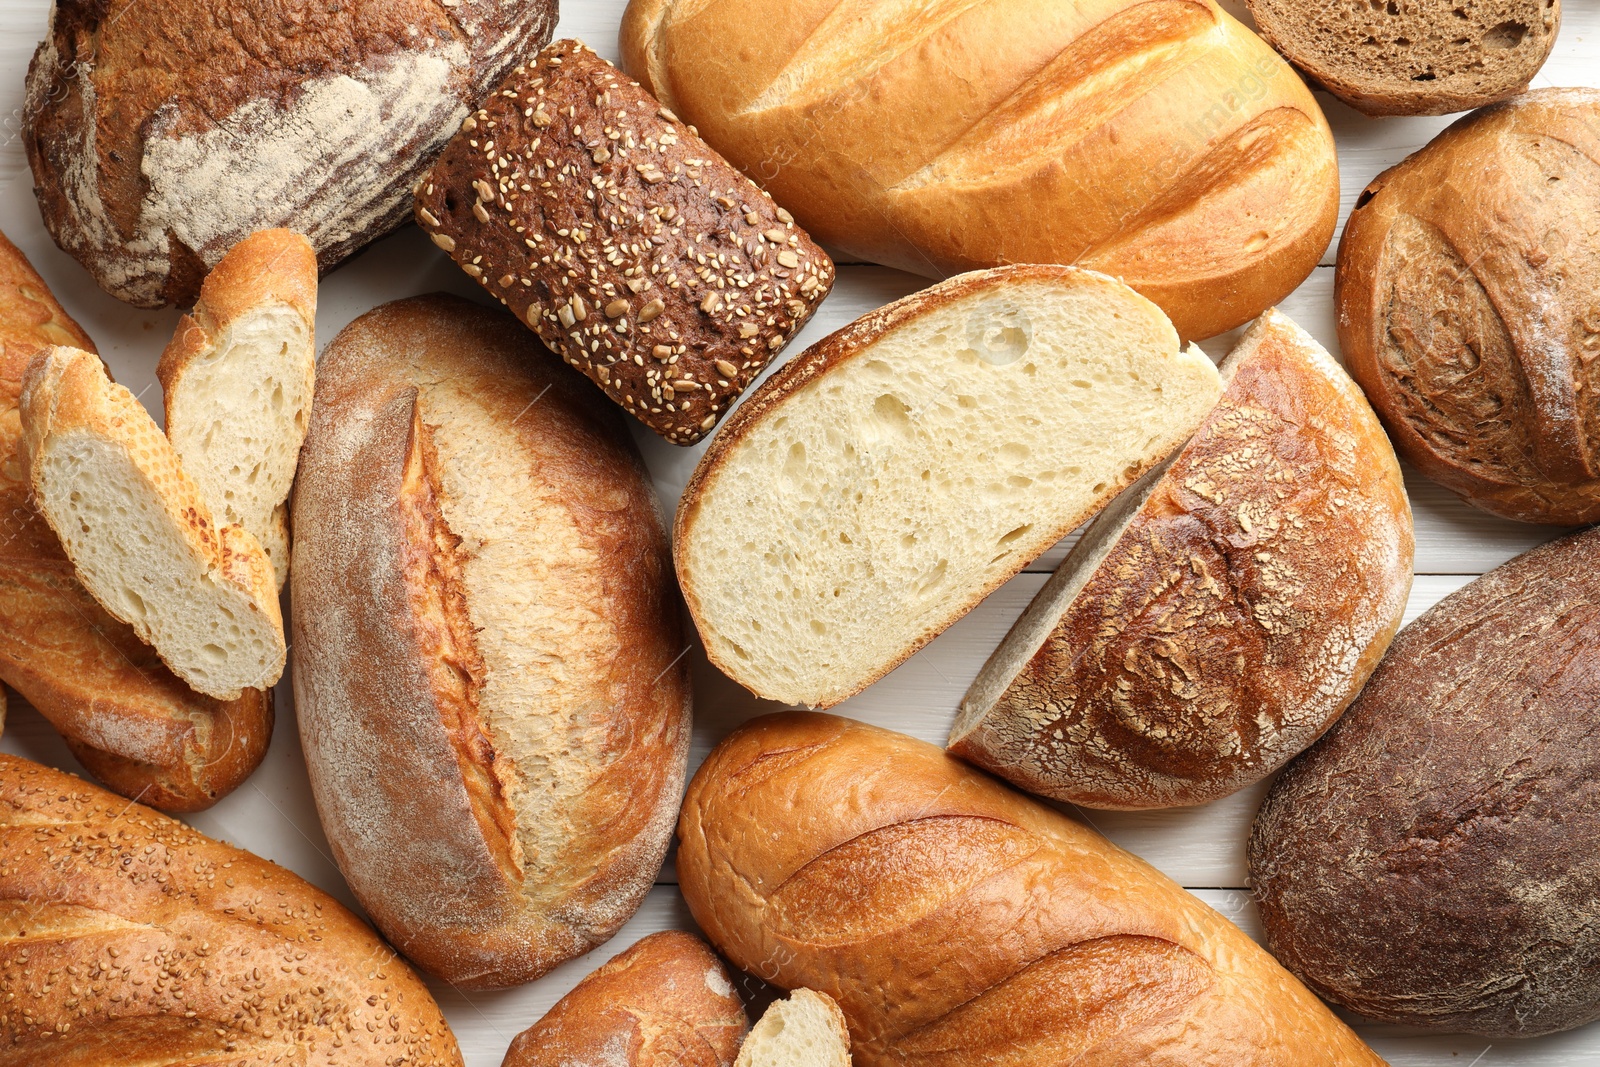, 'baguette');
501,932,748,1067
950,310,1414,809
158,228,318,589
415,40,834,445
0,753,463,1065
736,990,851,1067
19,347,286,701
676,266,1221,708
678,713,1385,1067
293,295,691,988
0,229,271,810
